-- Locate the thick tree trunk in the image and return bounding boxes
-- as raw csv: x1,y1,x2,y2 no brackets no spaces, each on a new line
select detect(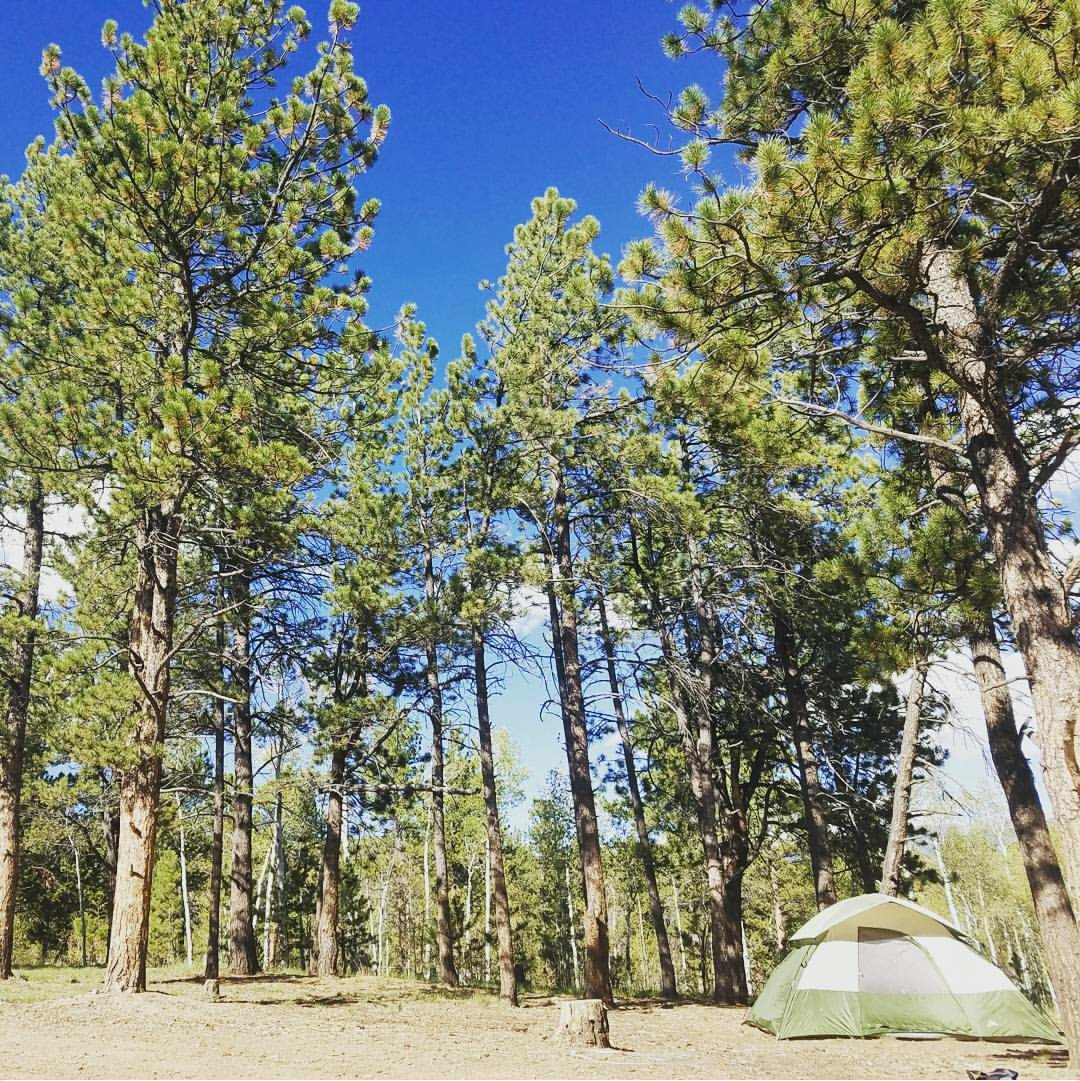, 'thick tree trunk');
550,469,612,1004
771,608,836,909
472,628,517,1004
969,614,1080,1062
204,692,225,980
923,246,1080,902
0,480,43,979
596,593,676,998
565,860,580,987
105,502,180,992
881,656,927,896
312,746,346,976
227,570,259,975
716,846,749,1003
